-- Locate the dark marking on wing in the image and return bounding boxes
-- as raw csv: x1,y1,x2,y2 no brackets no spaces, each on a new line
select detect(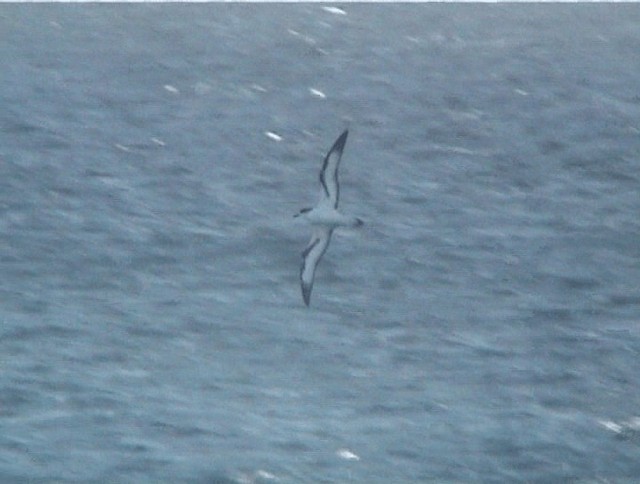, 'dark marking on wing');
319,171,330,199
300,237,320,306
319,130,348,208
301,238,320,258
299,230,333,307
301,279,312,307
